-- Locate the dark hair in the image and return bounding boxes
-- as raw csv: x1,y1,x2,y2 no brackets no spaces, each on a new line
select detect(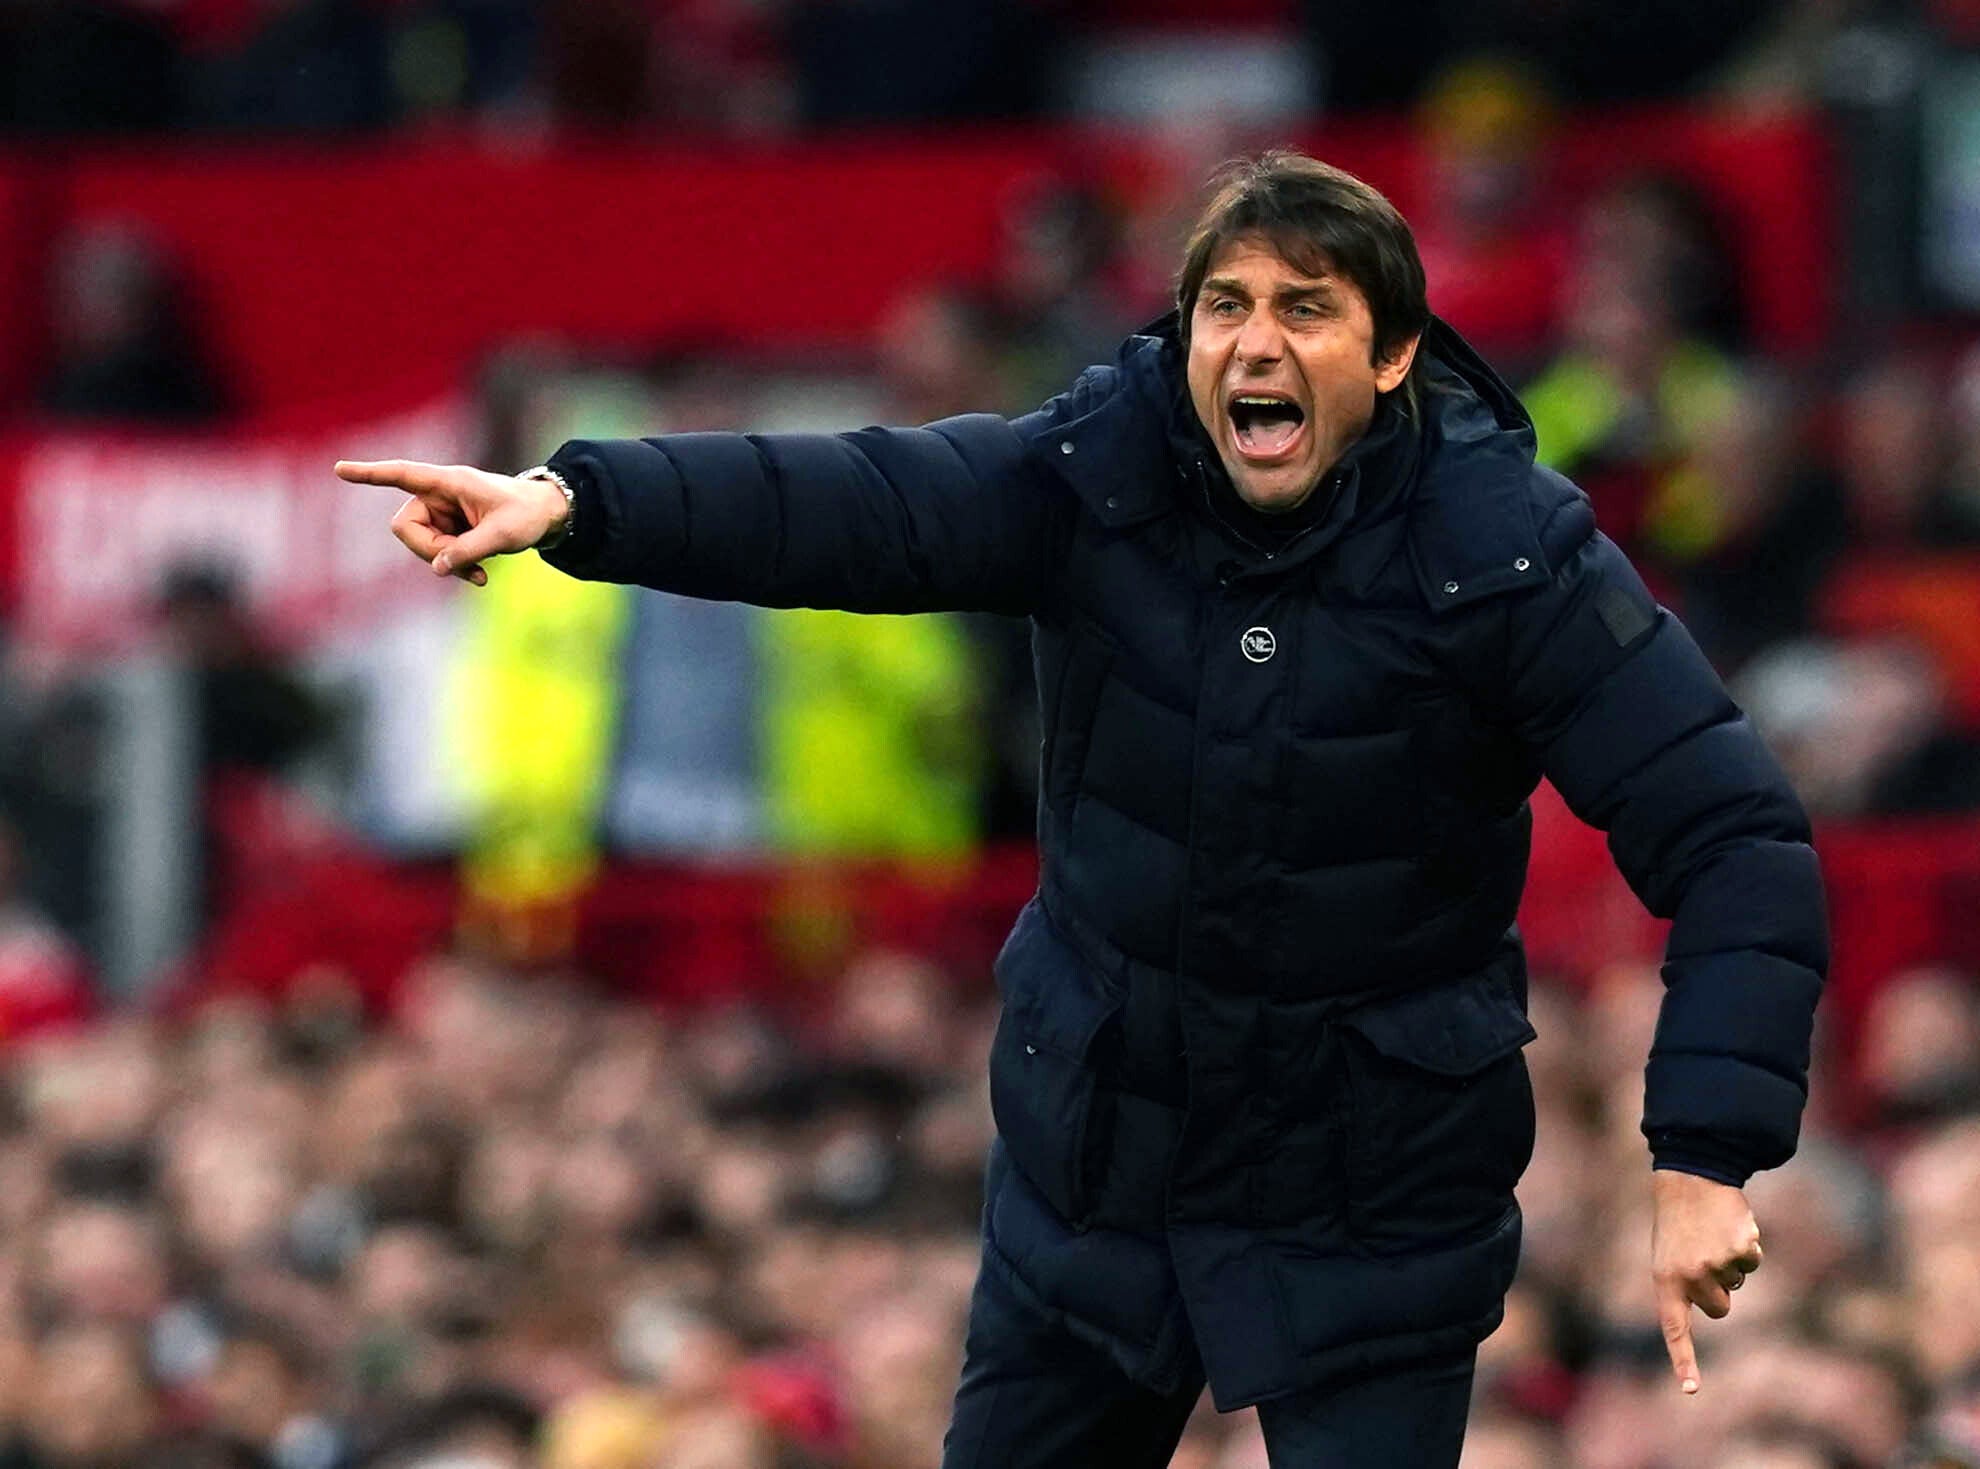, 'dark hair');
1175,151,1430,373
